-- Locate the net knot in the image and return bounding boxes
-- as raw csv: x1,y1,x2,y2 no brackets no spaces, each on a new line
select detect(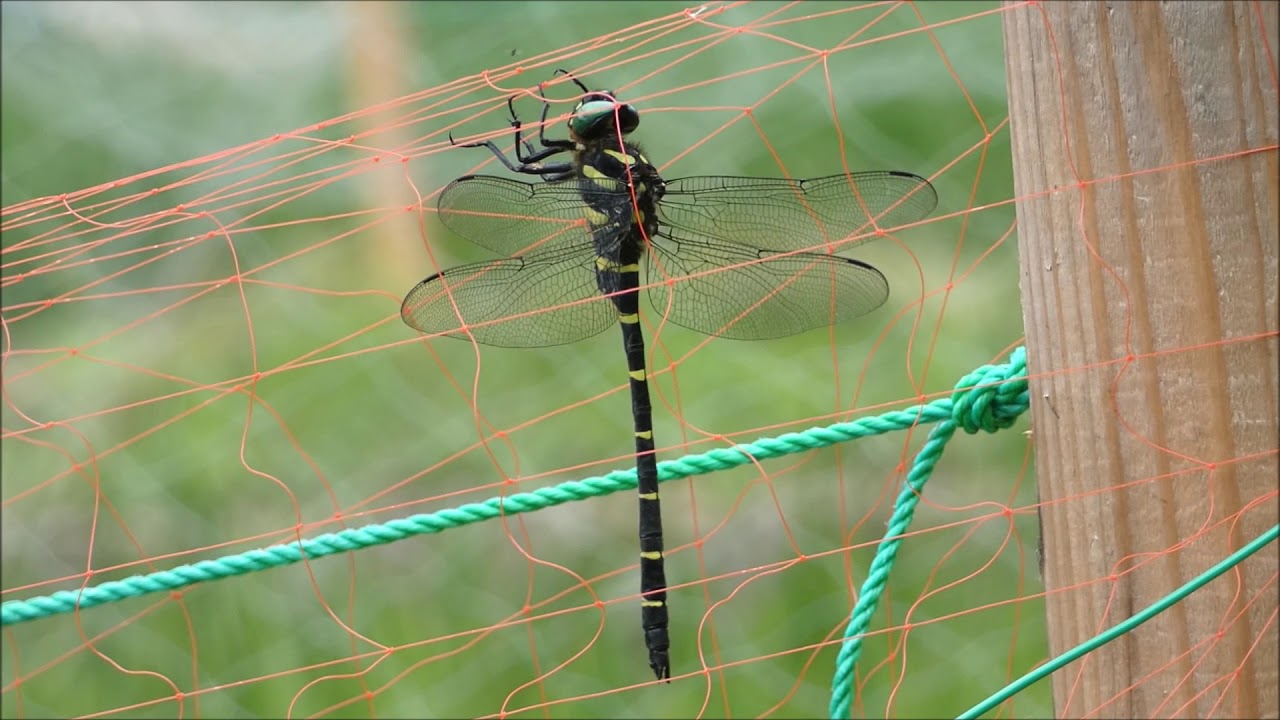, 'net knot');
949,346,1029,434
